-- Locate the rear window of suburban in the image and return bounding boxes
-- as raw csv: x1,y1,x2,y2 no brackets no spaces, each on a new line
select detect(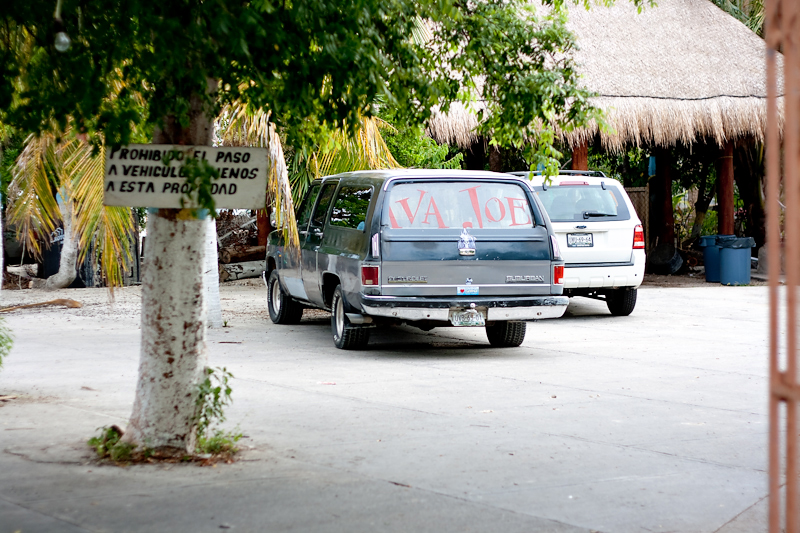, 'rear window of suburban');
533,185,630,222
383,182,535,229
